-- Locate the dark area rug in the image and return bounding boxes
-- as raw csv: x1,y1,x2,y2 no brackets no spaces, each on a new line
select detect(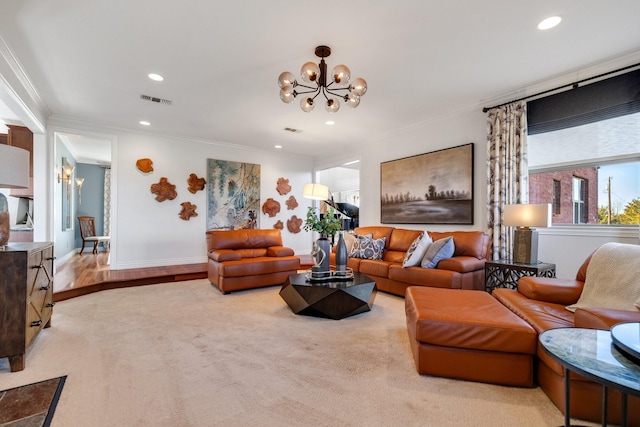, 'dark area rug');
0,376,66,427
